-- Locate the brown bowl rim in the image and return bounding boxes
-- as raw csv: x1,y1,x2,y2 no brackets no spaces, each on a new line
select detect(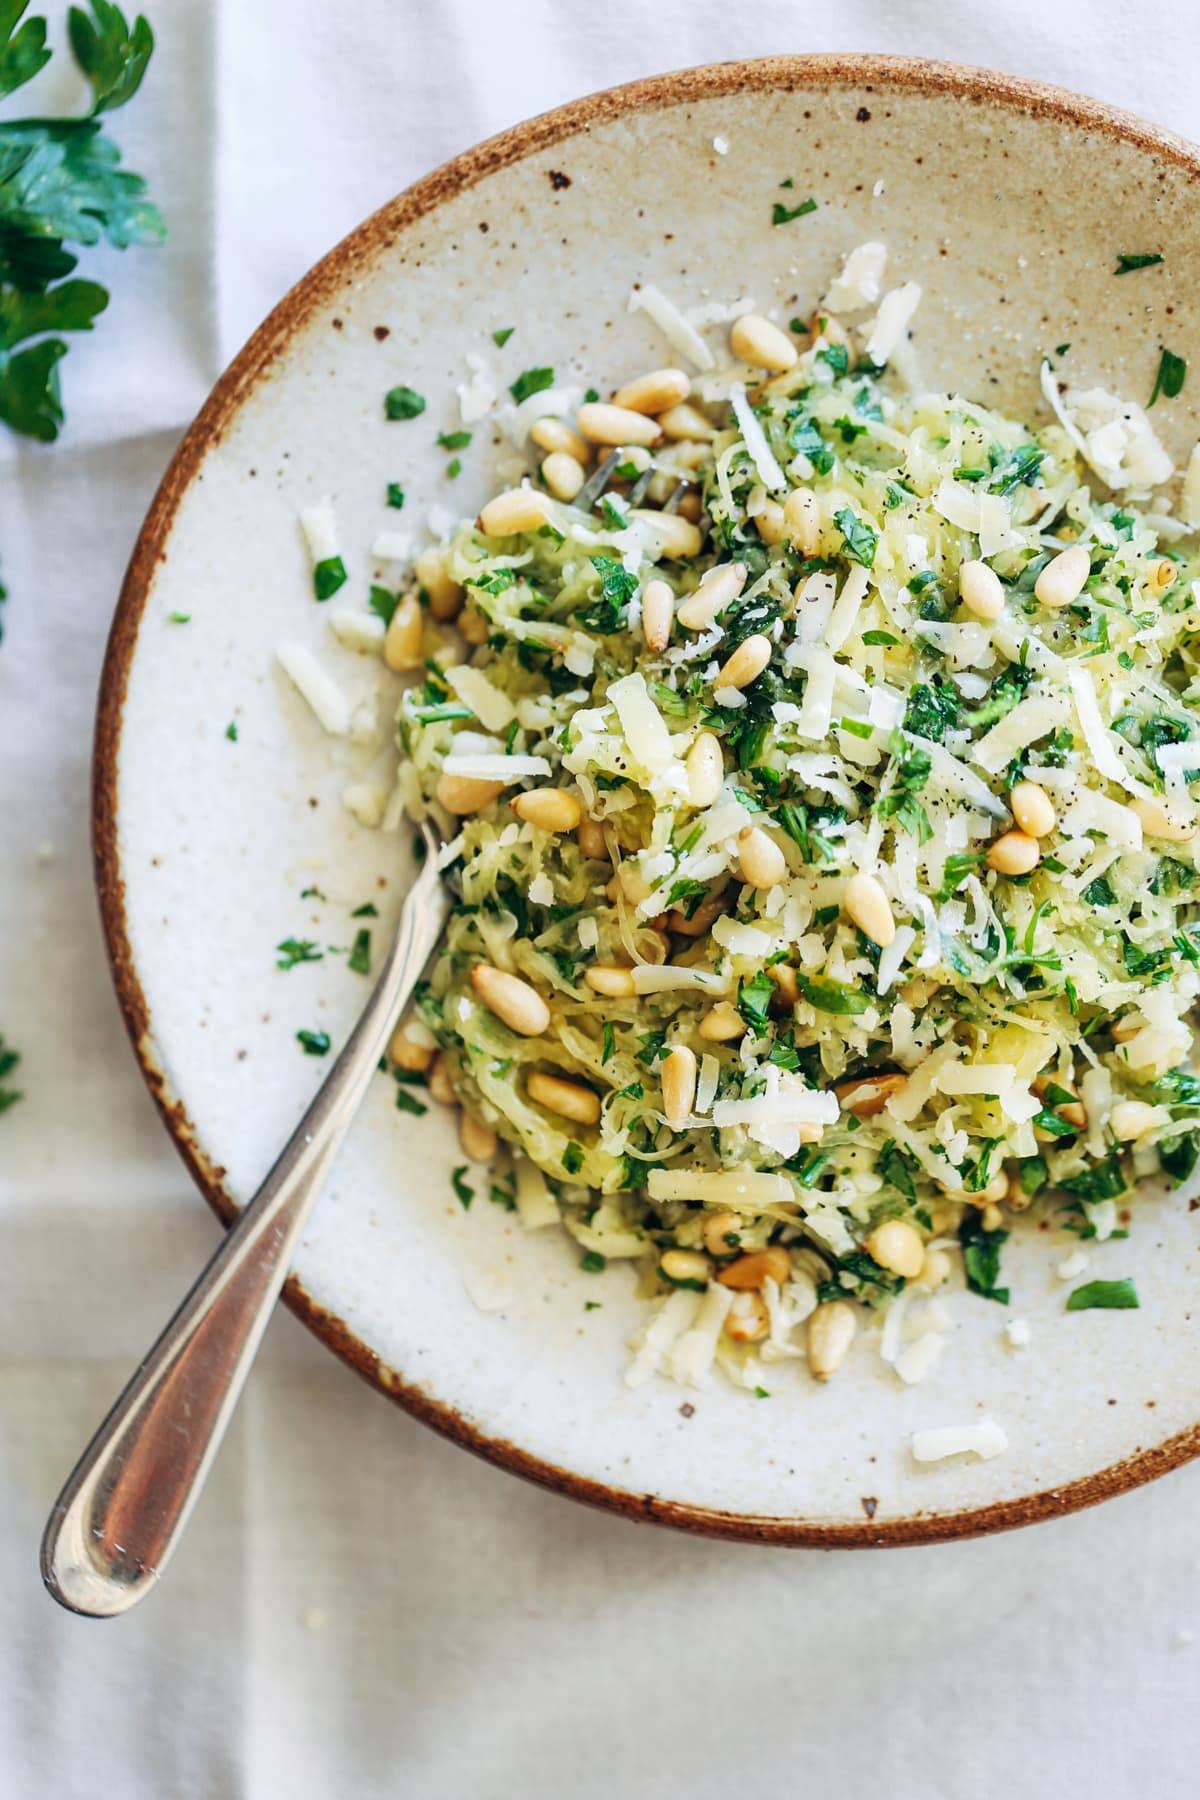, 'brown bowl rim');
94,52,1200,1547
